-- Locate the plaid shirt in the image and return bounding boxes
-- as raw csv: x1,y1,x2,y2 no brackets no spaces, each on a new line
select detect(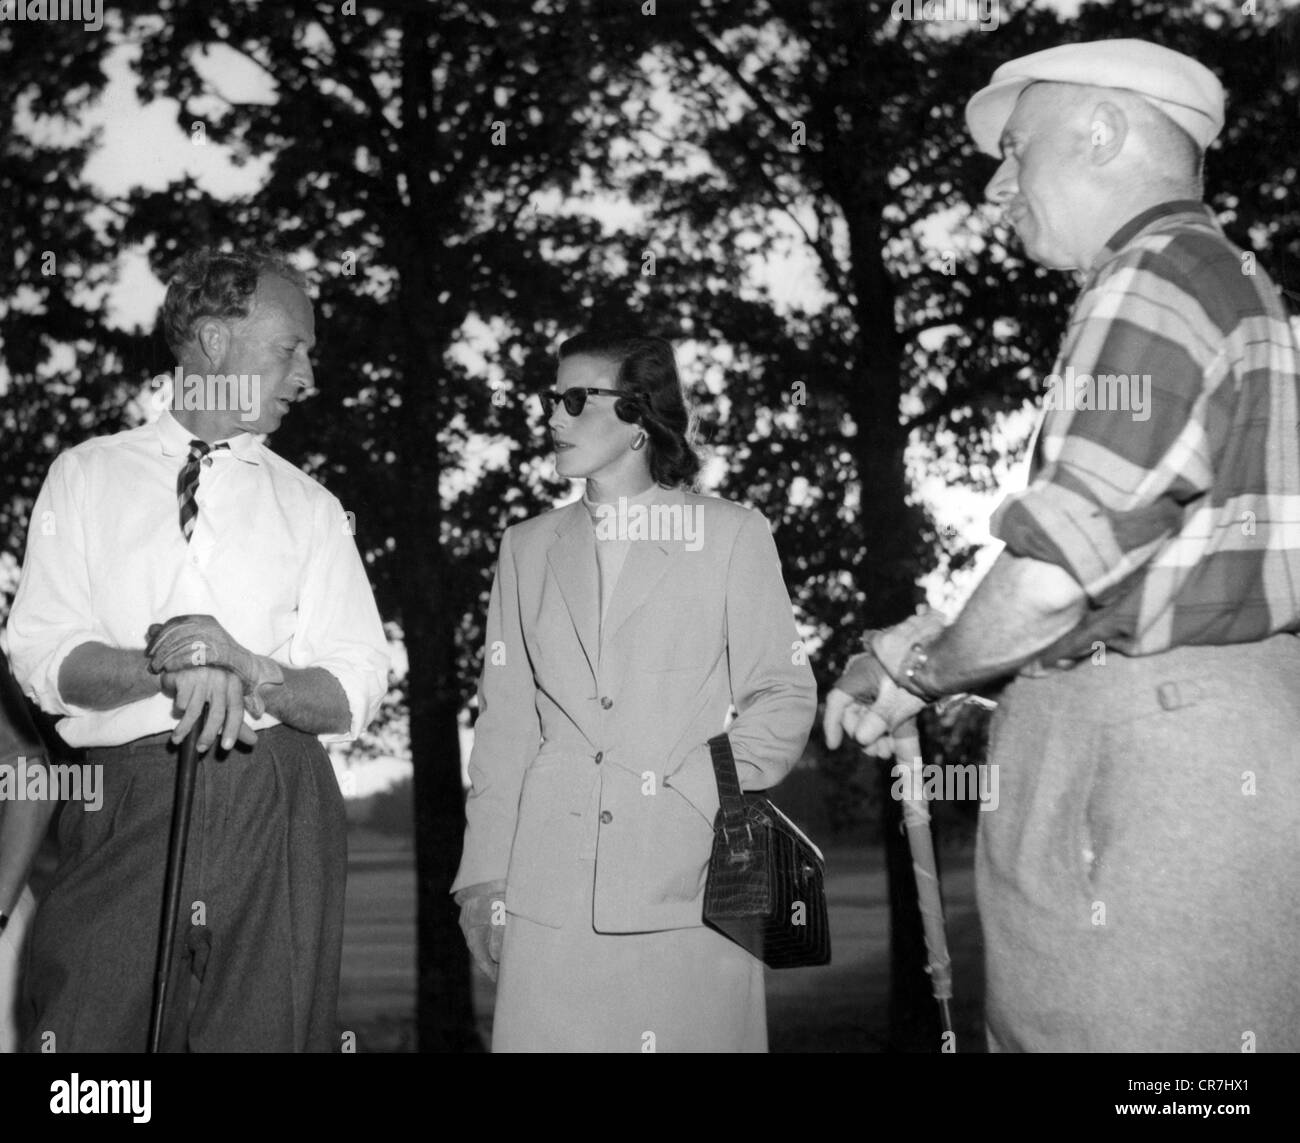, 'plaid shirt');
991,199,1300,660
